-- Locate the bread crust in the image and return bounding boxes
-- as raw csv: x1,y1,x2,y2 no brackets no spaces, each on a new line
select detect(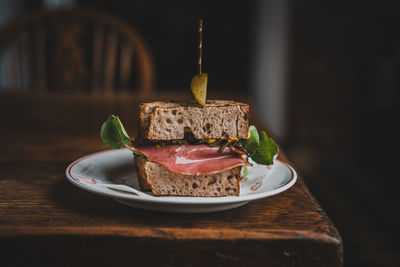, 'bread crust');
139,100,249,140
134,157,241,197
134,156,152,190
